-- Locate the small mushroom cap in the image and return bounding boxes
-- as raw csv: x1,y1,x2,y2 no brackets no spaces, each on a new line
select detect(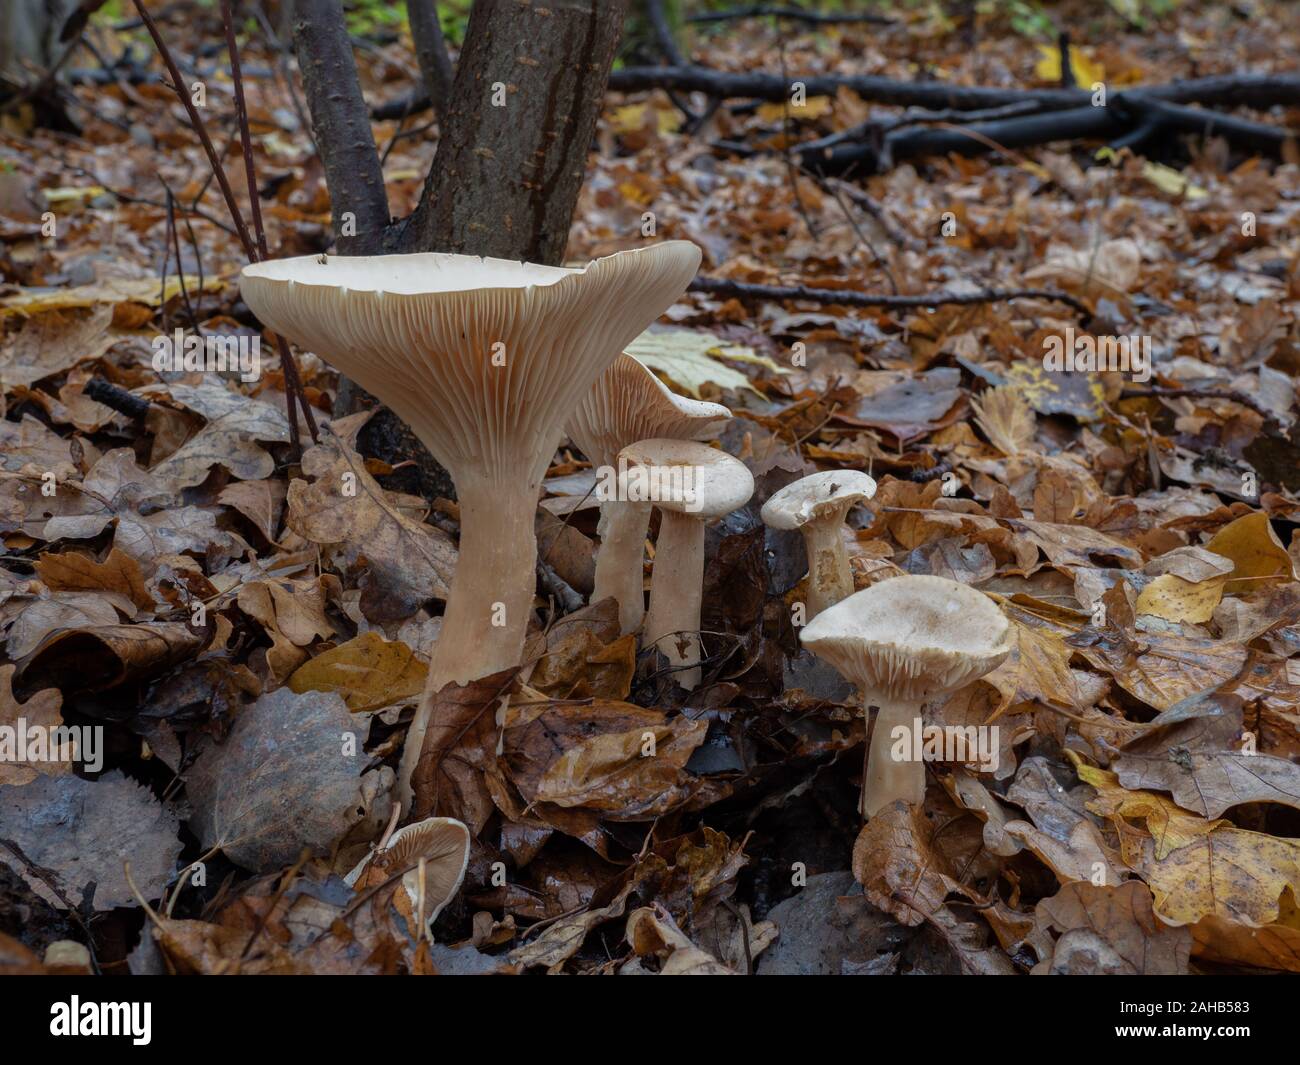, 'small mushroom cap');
617,438,754,519
800,575,1012,702
761,470,877,530
345,816,470,926
567,354,731,469
239,243,702,481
